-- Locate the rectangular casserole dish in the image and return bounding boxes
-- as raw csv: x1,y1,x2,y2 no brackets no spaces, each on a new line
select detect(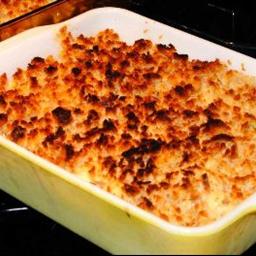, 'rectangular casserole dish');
0,7,256,255
0,0,97,41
